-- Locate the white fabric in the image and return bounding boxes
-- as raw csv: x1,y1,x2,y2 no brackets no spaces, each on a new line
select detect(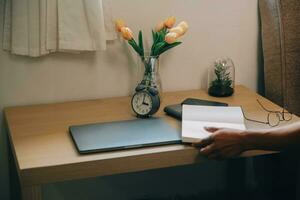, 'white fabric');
40,0,49,55
28,0,42,56
11,0,29,55
46,0,58,51
2,0,116,57
2,0,11,50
